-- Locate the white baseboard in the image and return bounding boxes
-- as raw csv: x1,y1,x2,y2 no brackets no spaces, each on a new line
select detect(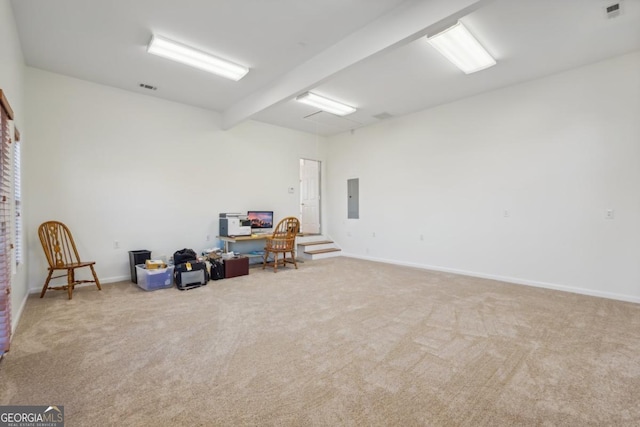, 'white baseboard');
11,290,30,335
98,274,131,284
27,274,131,295
342,253,640,304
